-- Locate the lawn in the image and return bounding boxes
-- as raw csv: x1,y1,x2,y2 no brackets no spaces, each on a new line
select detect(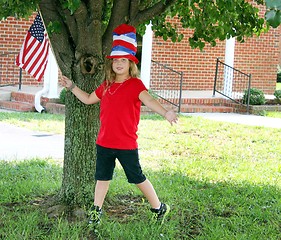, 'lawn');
0,113,281,239
266,111,281,118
